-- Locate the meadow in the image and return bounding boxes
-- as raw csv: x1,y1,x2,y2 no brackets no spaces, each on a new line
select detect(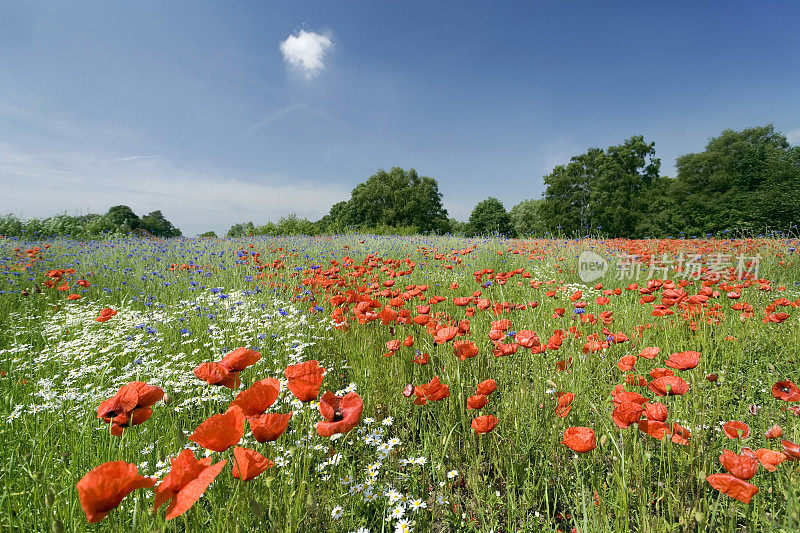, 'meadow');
1,234,799,533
